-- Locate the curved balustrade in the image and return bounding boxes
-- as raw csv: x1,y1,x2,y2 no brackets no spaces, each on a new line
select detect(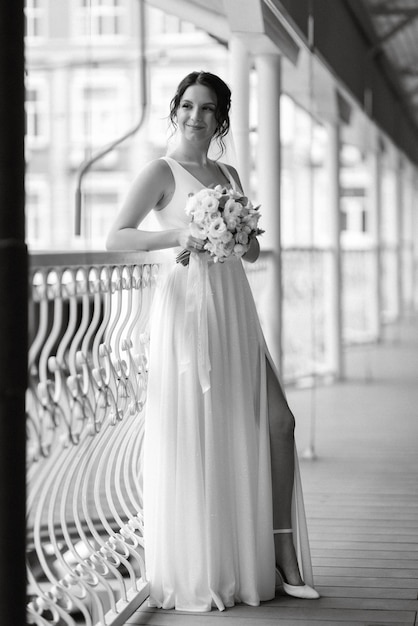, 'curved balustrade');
26,251,159,626
25,247,379,624
246,248,334,381
342,248,380,342
247,247,379,381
